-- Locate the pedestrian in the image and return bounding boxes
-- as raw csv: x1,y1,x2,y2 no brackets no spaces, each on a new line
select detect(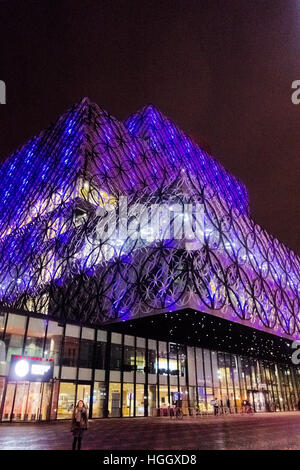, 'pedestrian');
71,400,88,450
242,400,247,413
213,397,219,416
226,398,231,412
220,399,224,414
246,400,252,413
